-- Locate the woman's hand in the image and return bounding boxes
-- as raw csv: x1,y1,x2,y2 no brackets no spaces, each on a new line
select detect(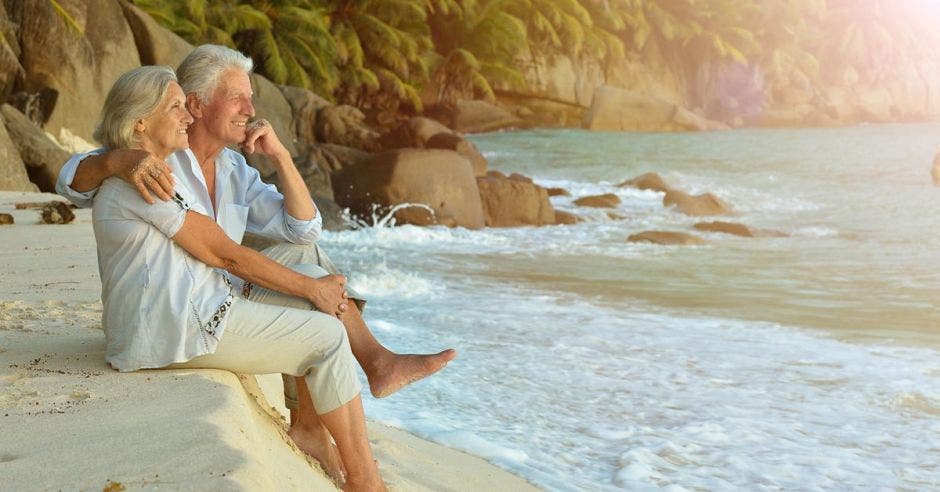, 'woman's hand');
307,274,349,318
